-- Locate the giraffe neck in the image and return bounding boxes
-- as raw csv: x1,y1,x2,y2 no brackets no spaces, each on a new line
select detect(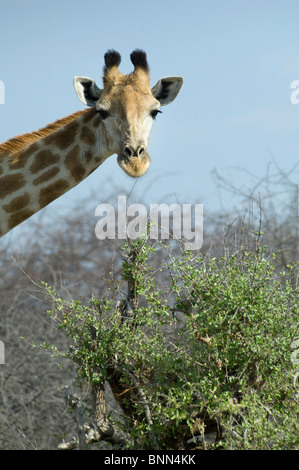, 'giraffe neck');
0,108,113,237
